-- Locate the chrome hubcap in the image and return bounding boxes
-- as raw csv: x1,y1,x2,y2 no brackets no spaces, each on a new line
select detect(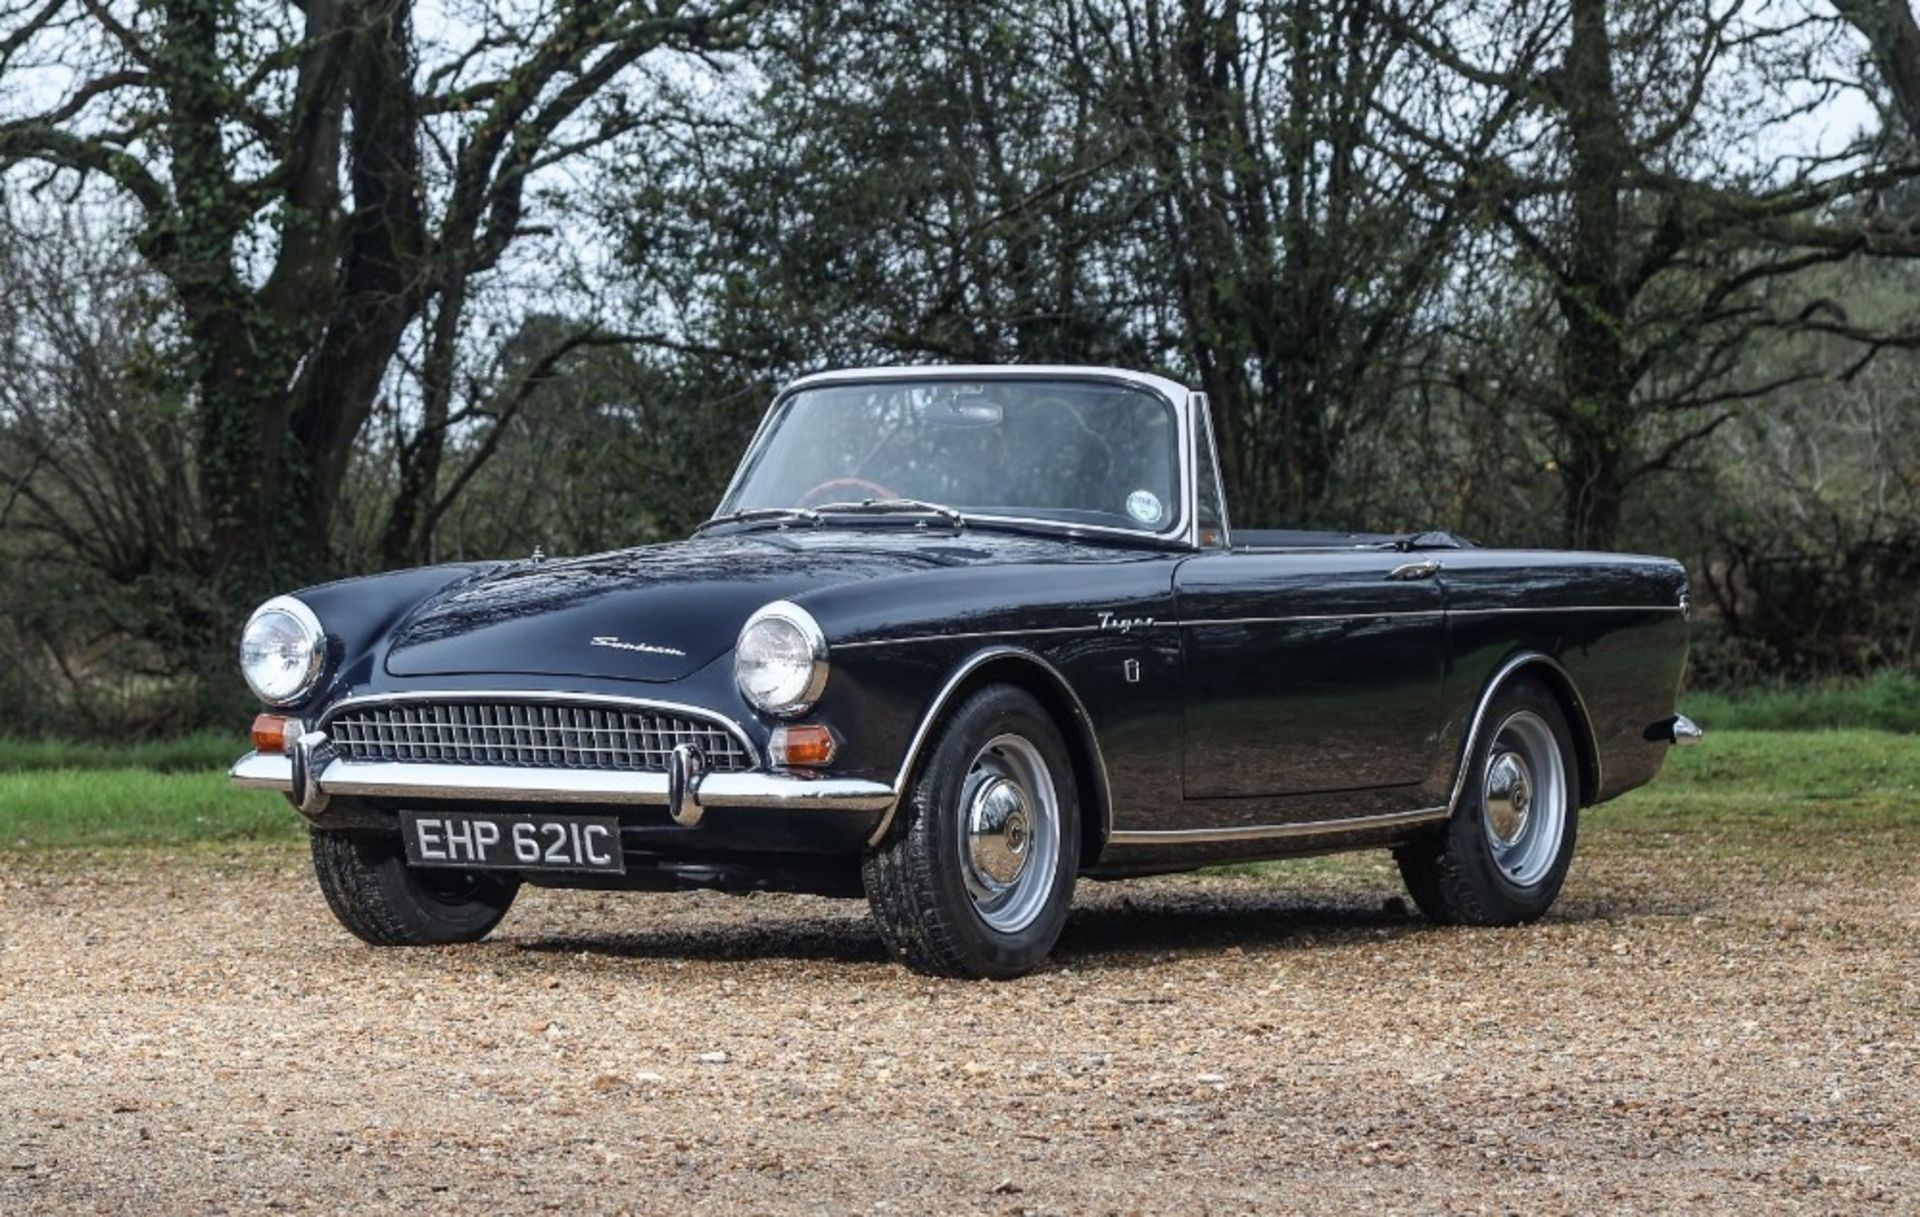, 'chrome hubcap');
957,734,1060,933
967,776,1033,886
1480,710,1568,888
1483,751,1533,845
